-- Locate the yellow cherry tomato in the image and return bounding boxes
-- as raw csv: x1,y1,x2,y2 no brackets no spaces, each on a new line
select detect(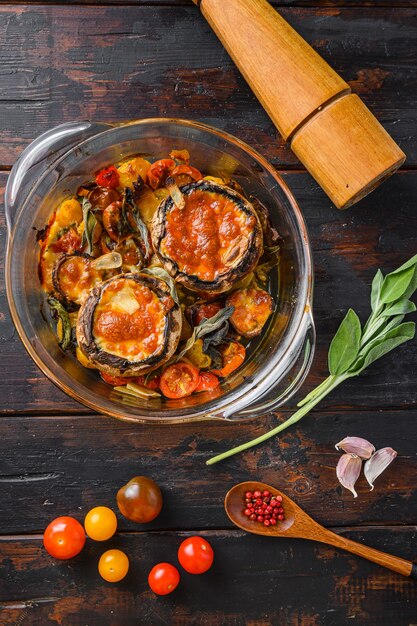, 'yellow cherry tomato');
84,506,117,541
99,549,129,583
